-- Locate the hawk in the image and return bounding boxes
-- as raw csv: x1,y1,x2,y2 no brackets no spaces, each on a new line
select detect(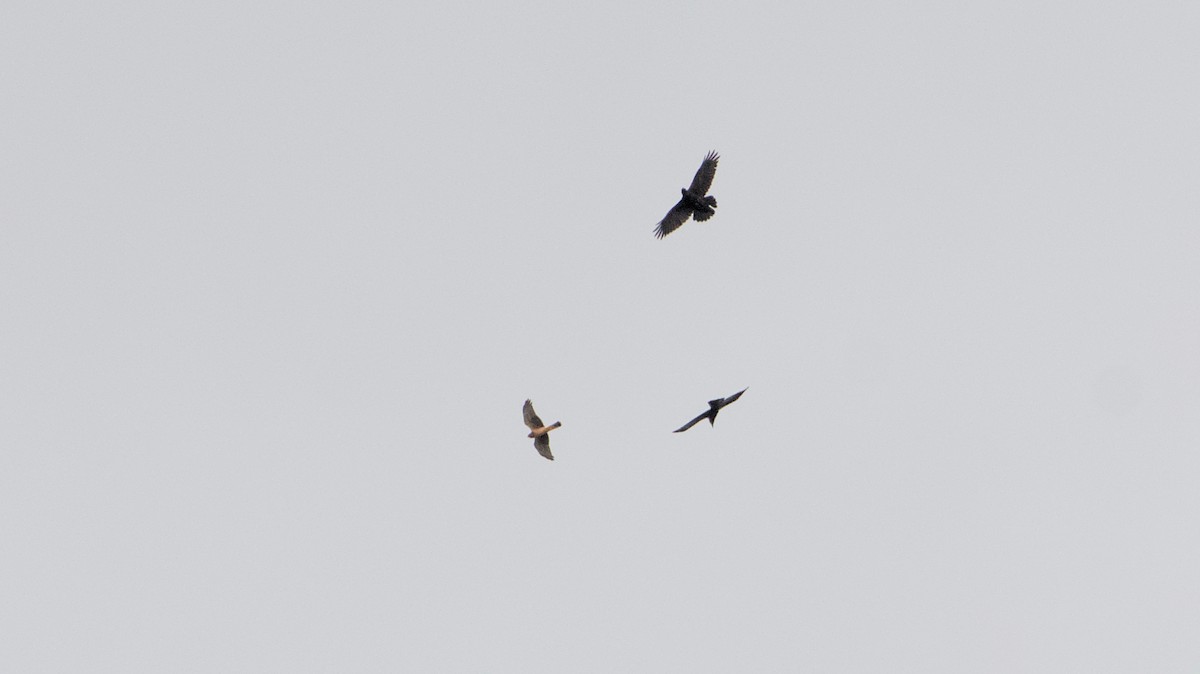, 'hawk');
523,399,562,460
654,151,720,239
672,387,747,433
